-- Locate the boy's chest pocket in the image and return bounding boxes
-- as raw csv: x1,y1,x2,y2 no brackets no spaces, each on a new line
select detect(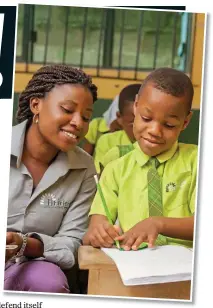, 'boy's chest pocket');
163,172,192,212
